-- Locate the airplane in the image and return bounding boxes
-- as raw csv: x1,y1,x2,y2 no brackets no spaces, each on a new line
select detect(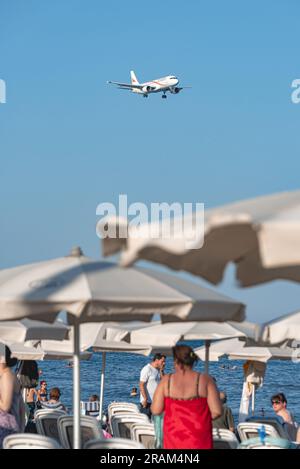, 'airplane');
107,71,190,98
